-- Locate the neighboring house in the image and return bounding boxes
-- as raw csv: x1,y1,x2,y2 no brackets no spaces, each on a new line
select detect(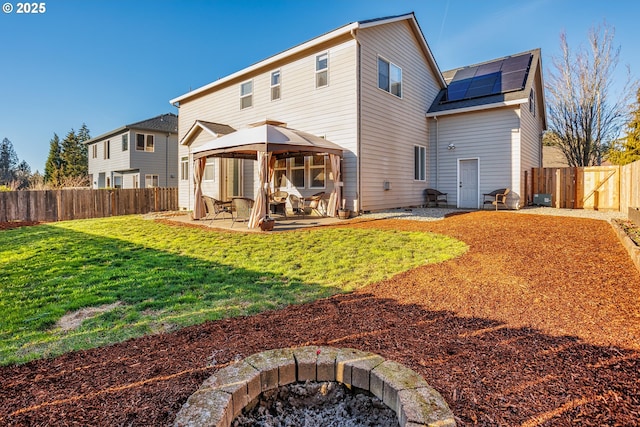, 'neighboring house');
84,113,179,189
170,12,546,213
543,145,570,168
